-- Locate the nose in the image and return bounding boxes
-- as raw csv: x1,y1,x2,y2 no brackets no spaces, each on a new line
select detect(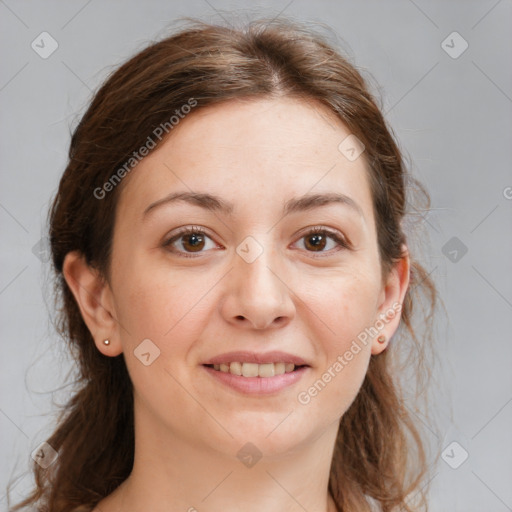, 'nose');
220,243,295,330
